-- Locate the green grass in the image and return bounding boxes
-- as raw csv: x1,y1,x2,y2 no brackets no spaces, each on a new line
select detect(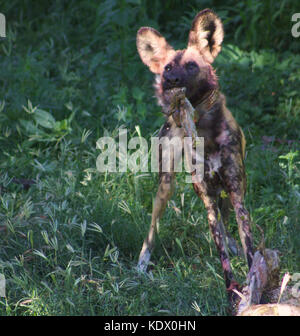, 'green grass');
0,1,299,316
